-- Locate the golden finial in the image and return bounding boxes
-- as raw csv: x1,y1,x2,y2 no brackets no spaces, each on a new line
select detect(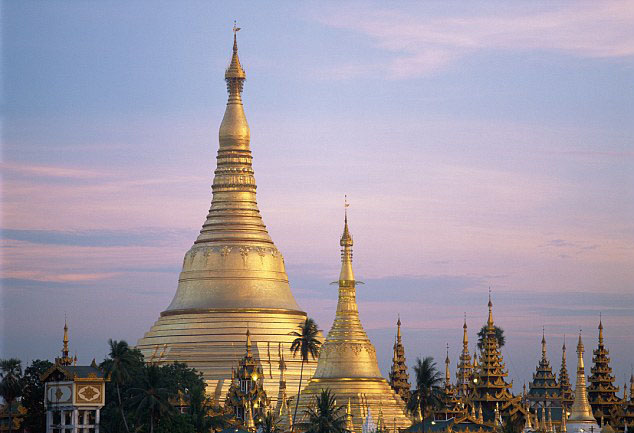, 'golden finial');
487,288,494,329
542,327,547,360
225,21,246,90
339,198,354,283
445,343,451,385
598,313,604,344
463,313,469,348
63,316,69,358
246,326,253,357
396,315,401,339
